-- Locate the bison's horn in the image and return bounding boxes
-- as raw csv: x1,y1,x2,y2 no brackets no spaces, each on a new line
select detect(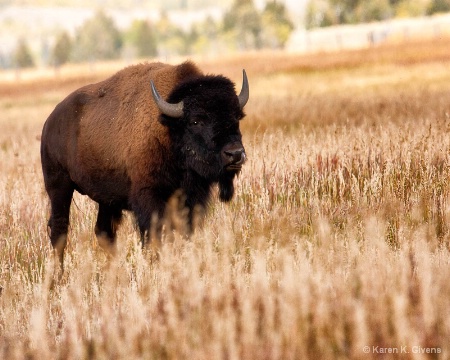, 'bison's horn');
238,69,249,109
150,80,184,118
